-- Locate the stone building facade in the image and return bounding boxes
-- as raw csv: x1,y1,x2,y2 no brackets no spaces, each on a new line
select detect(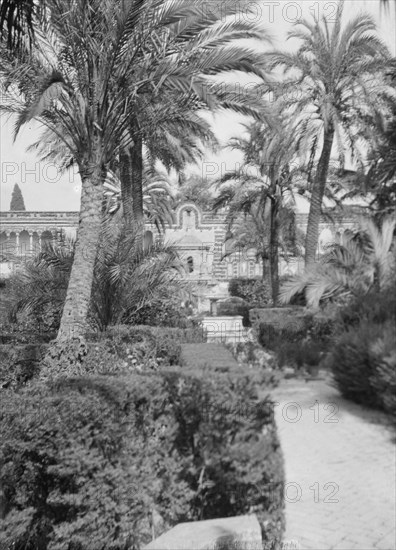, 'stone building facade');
0,202,361,285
